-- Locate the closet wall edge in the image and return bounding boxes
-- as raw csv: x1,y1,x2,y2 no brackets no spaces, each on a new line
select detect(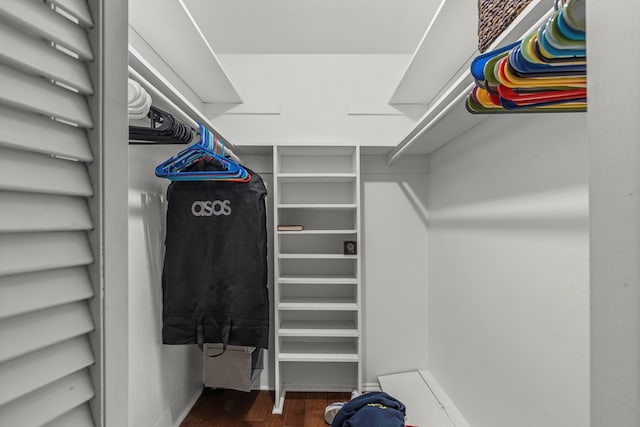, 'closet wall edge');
588,1,640,425
87,0,129,425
